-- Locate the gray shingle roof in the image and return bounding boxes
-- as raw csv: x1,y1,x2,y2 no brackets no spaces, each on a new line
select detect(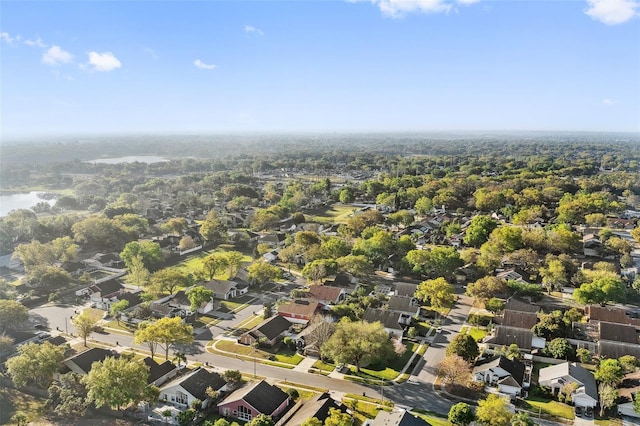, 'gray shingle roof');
363,308,404,331
66,348,117,374
257,315,292,341
539,362,597,402
371,410,431,426
177,368,226,401
473,355,525,386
